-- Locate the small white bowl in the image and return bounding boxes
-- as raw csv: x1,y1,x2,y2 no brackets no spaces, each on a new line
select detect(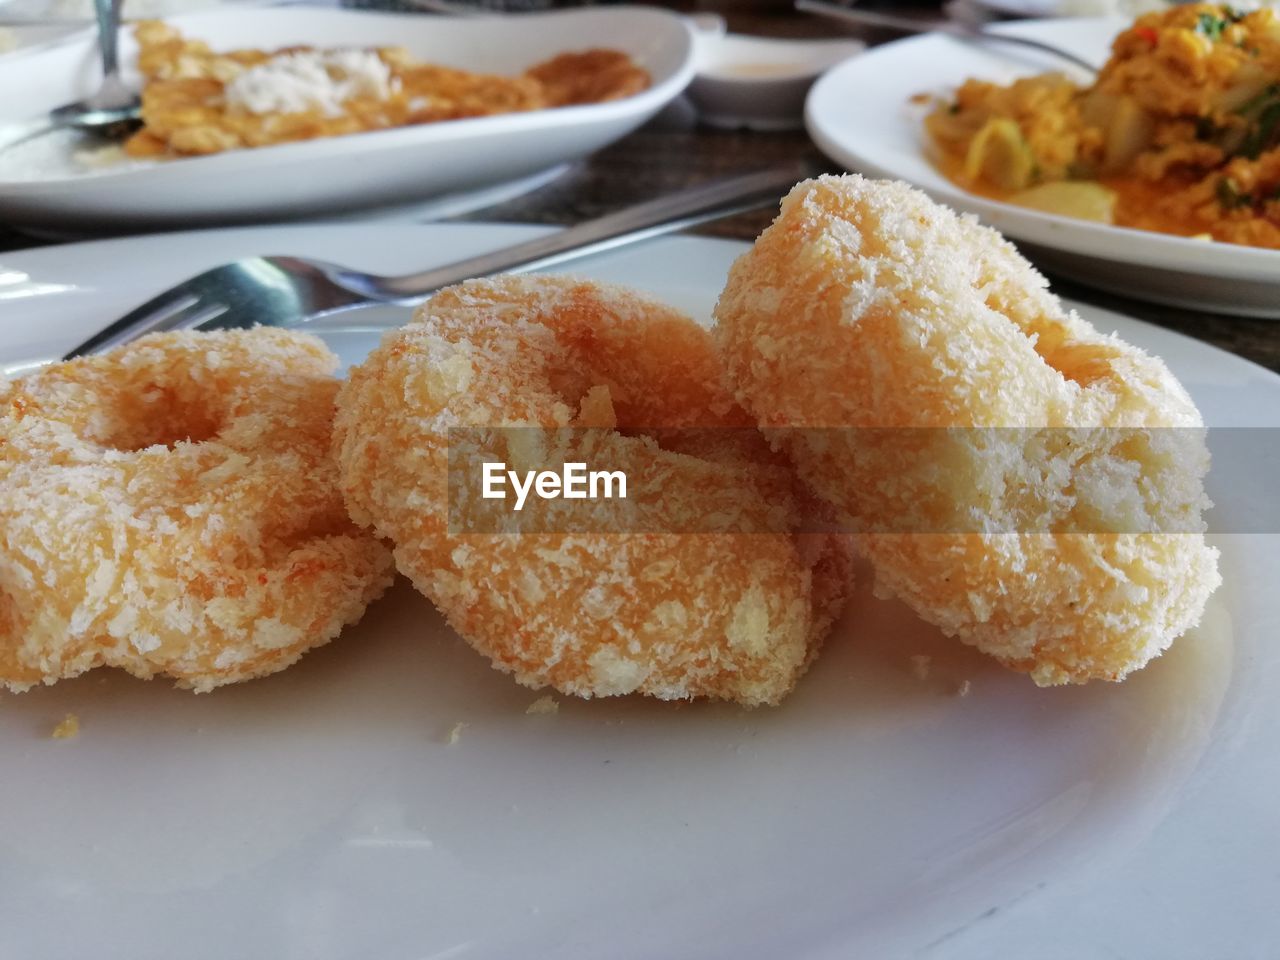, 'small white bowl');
687,34,863,132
